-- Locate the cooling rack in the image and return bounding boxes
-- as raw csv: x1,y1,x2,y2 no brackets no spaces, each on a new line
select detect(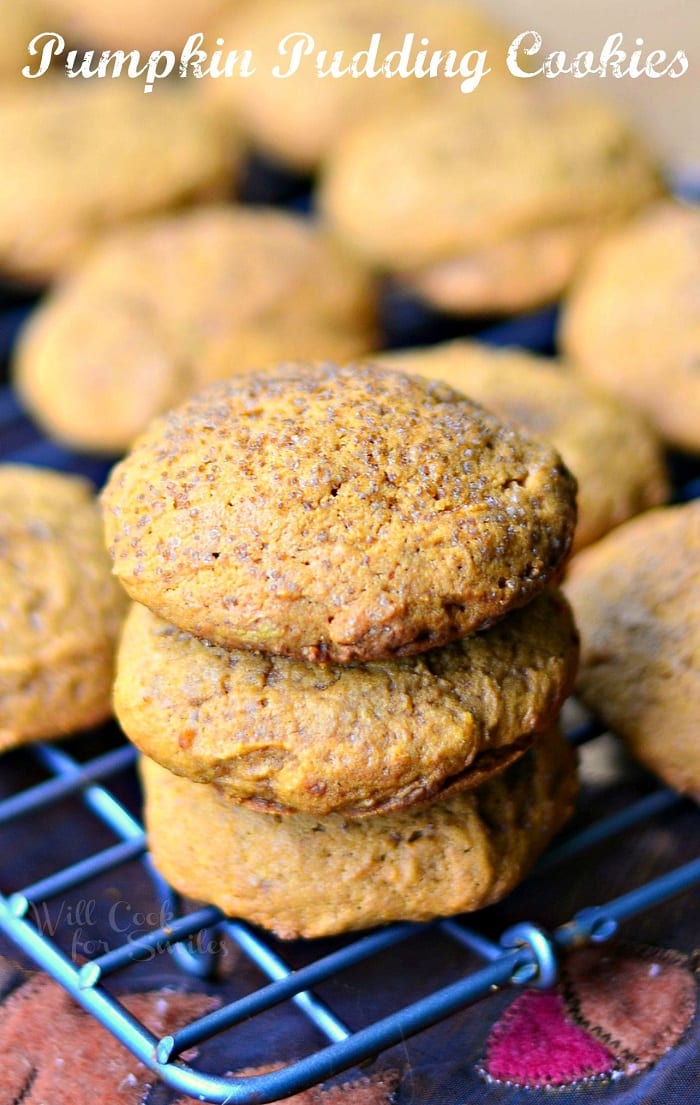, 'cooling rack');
0,715,698,1104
